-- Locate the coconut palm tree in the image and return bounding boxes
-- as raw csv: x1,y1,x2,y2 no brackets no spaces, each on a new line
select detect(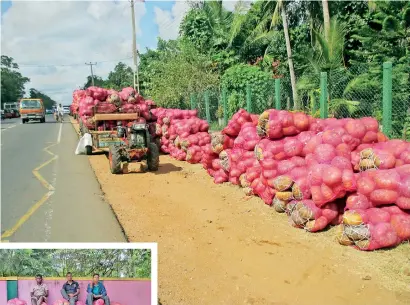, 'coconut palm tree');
322,0,331,41
229,0,299,109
